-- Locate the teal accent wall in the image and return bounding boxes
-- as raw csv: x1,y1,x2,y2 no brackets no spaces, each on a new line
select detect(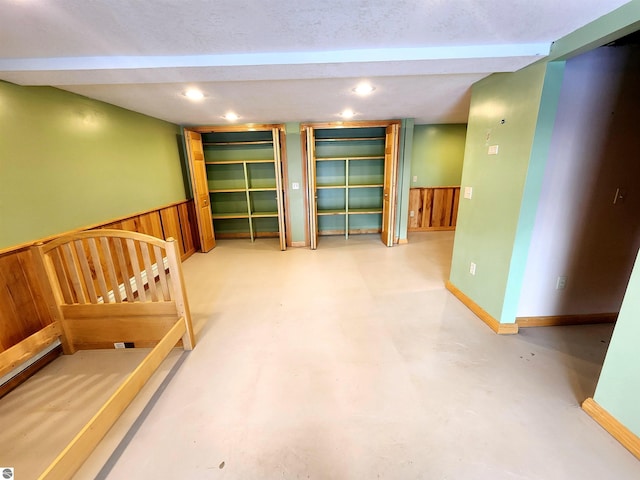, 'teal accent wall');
410,124,466,187
396,119,414,242
284,122,306,244
594,250,640,438
449,62,549,322
500,61,565,323
0,82,185,250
